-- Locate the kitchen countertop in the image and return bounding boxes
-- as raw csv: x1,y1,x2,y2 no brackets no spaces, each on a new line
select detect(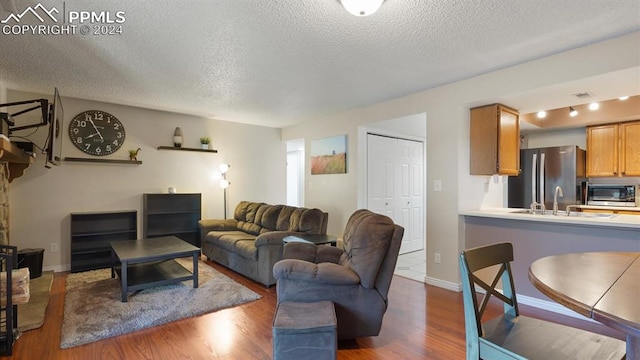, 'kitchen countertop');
460,208,640,230
581,205,640,212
